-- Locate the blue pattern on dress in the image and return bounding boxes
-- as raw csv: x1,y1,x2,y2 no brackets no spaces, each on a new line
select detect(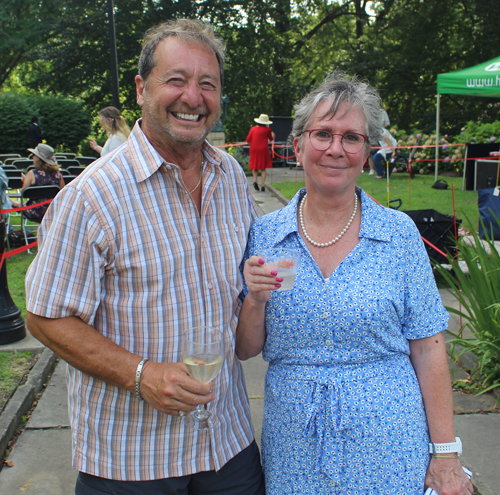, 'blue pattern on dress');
242,187,449,494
